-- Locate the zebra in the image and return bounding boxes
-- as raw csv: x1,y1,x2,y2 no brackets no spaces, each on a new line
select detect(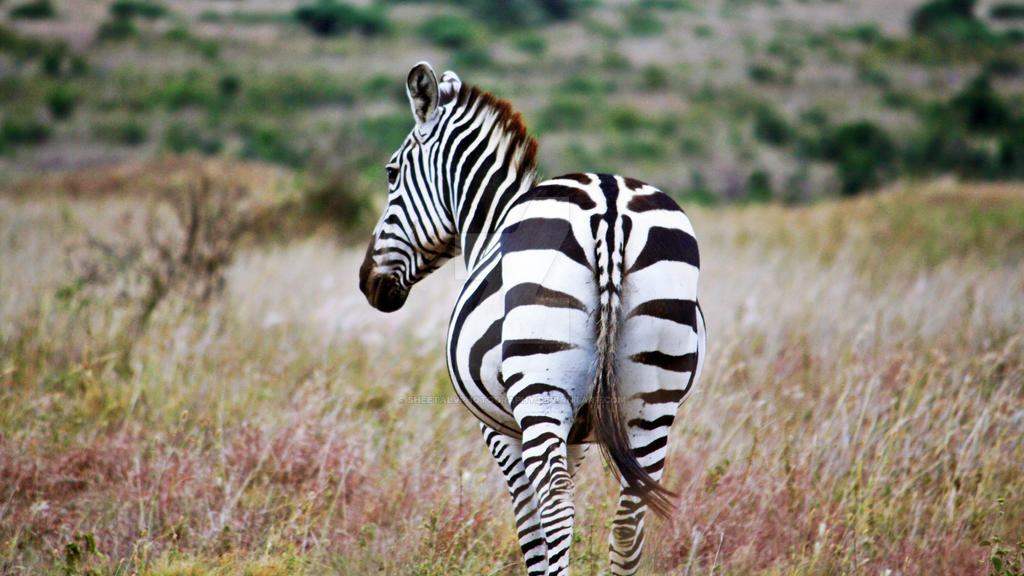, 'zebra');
359,62,706,576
